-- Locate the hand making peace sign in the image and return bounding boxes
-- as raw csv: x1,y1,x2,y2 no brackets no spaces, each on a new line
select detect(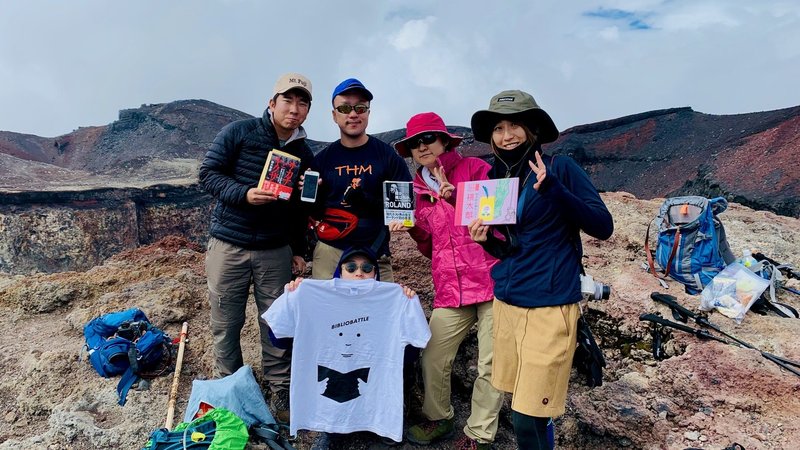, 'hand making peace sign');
432,161,455,199
528,151,548,191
